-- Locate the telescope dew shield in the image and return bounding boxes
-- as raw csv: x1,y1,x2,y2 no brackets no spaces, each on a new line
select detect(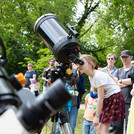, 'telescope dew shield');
34,14,80,64
17,79,72,132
